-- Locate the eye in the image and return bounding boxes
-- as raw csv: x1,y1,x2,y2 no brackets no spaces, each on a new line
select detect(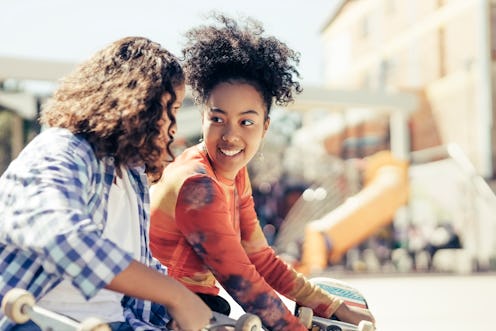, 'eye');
241,119,255,126
210,116,224,123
